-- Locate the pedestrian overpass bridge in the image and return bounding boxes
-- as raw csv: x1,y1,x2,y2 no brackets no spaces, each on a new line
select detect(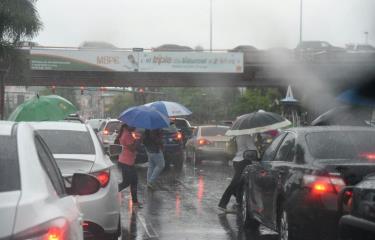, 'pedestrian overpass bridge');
4,47,375,91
